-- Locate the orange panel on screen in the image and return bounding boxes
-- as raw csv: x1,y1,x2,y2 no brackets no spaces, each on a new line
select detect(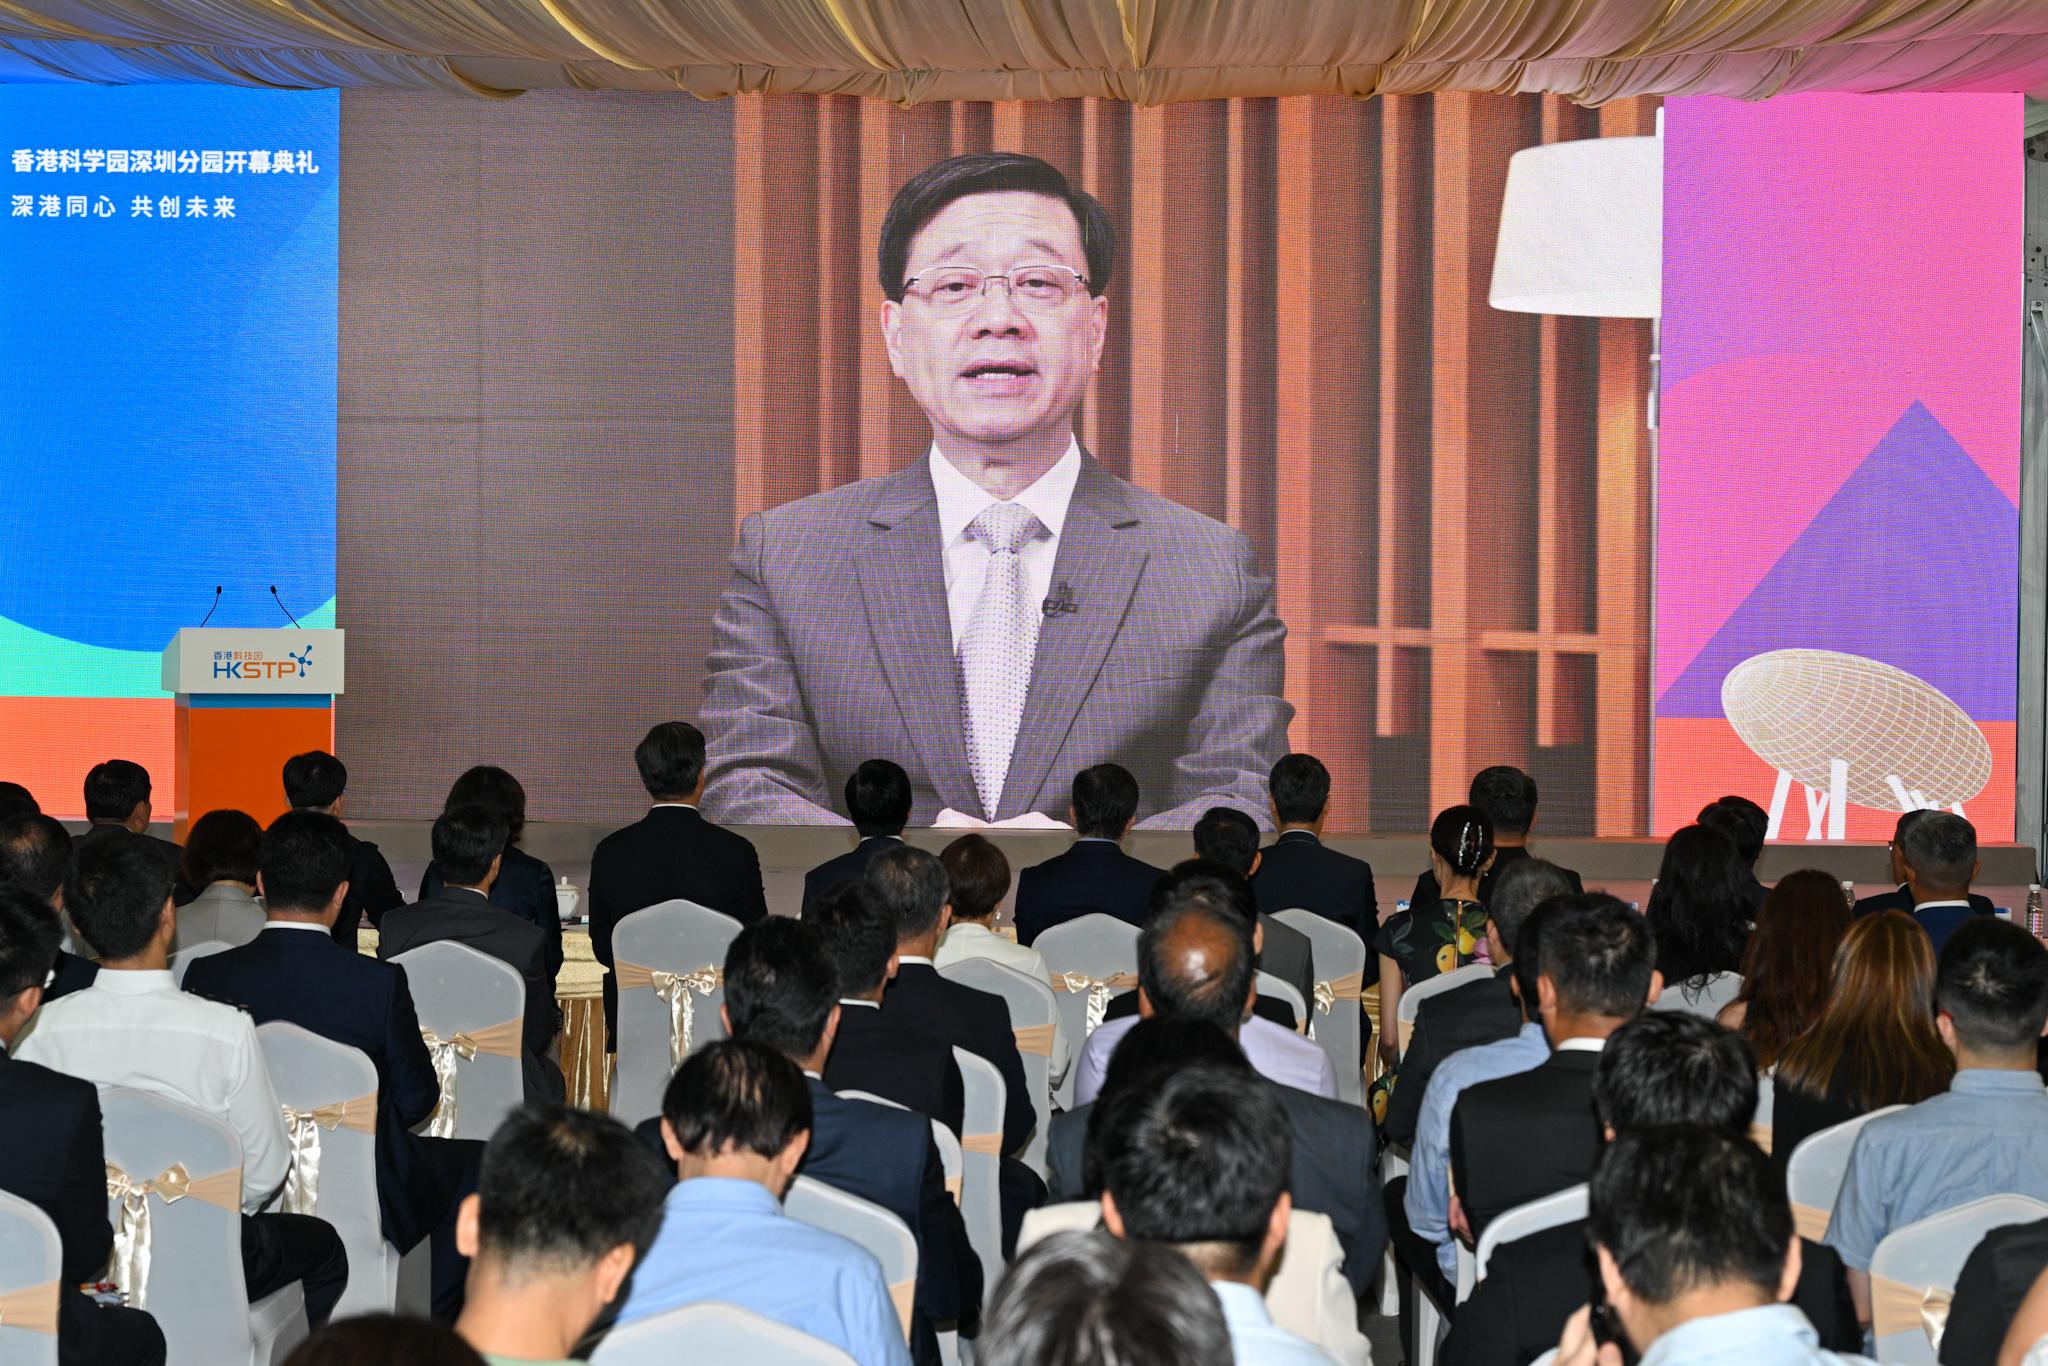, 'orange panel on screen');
0,698,176,820
174,704,334,834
